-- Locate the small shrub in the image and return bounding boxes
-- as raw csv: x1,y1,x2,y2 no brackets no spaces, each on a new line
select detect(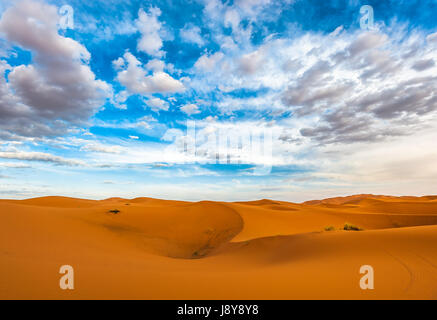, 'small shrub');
324,225,335,231
343,223,362,231
108,209,120,214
